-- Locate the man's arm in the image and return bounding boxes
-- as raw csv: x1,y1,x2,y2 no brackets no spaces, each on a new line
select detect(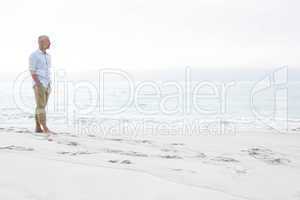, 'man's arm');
30,72,41,86
29,54,41,86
